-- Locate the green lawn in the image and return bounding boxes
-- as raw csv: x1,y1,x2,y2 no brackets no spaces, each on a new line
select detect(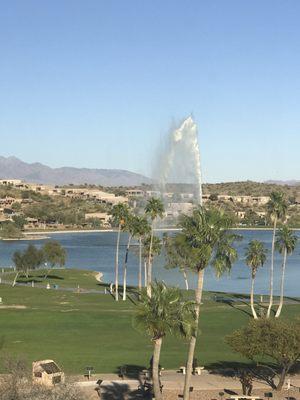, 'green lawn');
0,269,299,375
1,268,104,290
